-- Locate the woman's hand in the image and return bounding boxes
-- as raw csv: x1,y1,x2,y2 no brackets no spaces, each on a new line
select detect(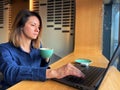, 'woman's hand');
46,63,85,79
